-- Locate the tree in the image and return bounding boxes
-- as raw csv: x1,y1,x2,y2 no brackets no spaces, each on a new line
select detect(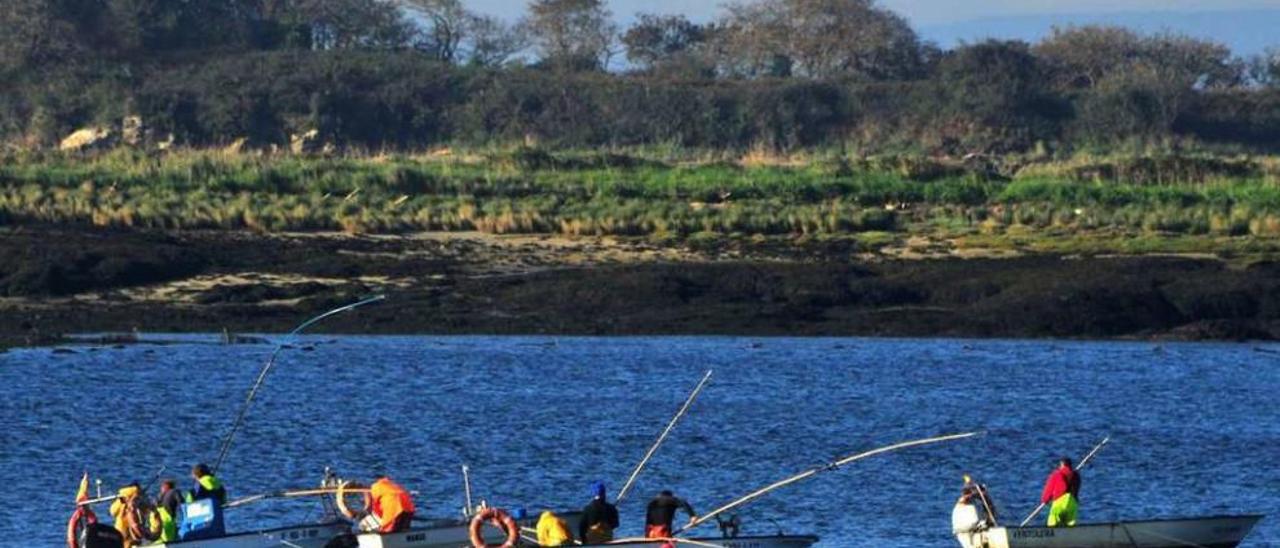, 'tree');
0,0,114,71
524,0,617,71
466,14,527,67
1036,26,1238,139
931,40,1065,153
285,0,411,50
1035,26,1236,91
405,0,469,63
621,14,712,72
1248,47,1280,88
714,0,923,80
